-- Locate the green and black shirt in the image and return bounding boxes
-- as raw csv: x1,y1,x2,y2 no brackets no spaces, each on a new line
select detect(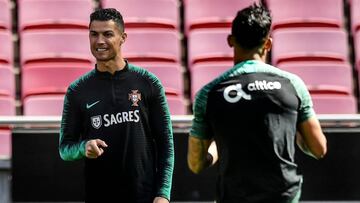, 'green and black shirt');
191,60,314,203
59,62,174,203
